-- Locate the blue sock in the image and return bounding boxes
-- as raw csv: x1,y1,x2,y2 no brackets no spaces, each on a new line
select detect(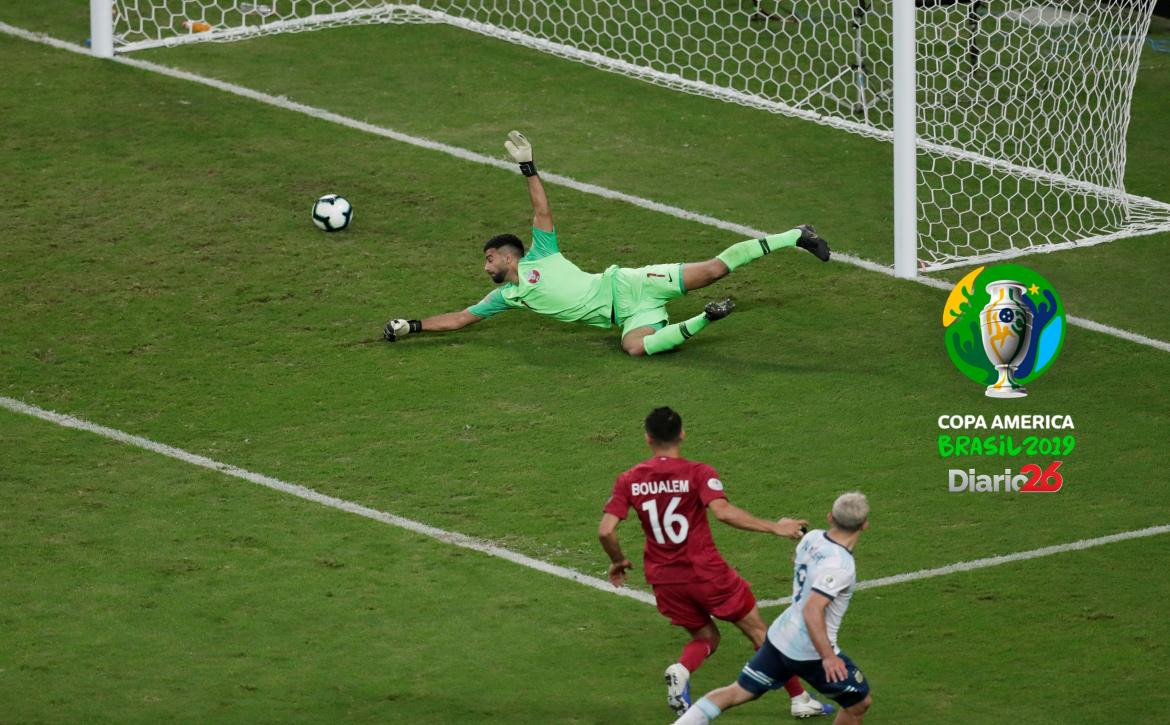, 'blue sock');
696,696,722,720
